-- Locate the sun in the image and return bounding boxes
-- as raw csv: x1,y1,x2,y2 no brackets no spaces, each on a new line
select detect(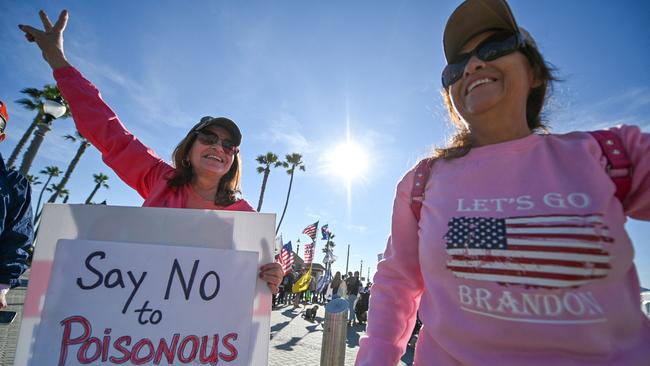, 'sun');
326,141,369,181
